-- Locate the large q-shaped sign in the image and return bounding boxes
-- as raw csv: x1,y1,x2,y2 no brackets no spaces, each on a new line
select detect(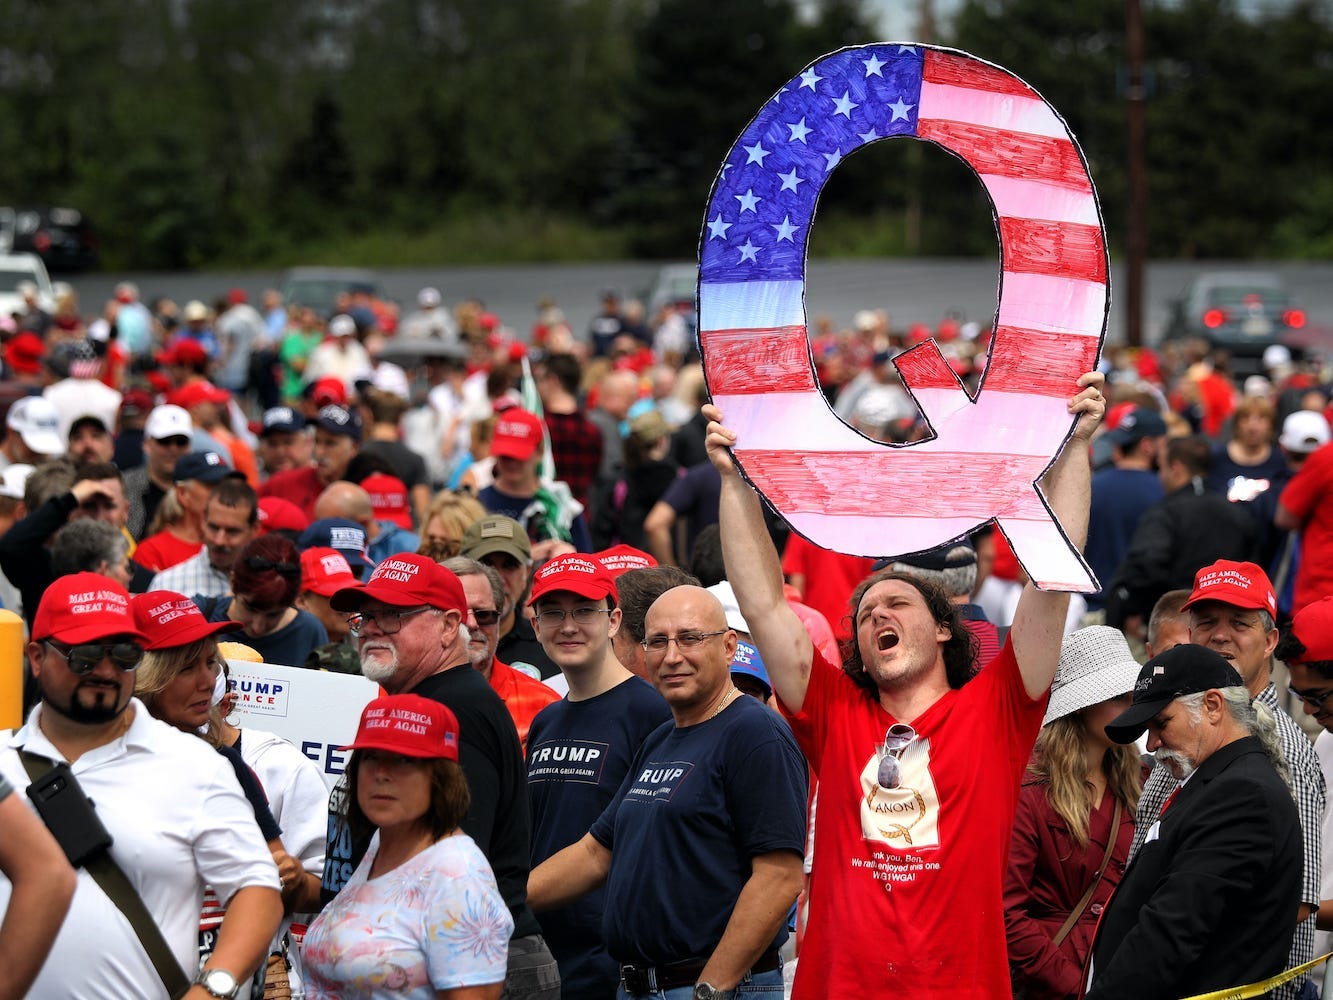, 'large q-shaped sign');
699,44,1108,592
